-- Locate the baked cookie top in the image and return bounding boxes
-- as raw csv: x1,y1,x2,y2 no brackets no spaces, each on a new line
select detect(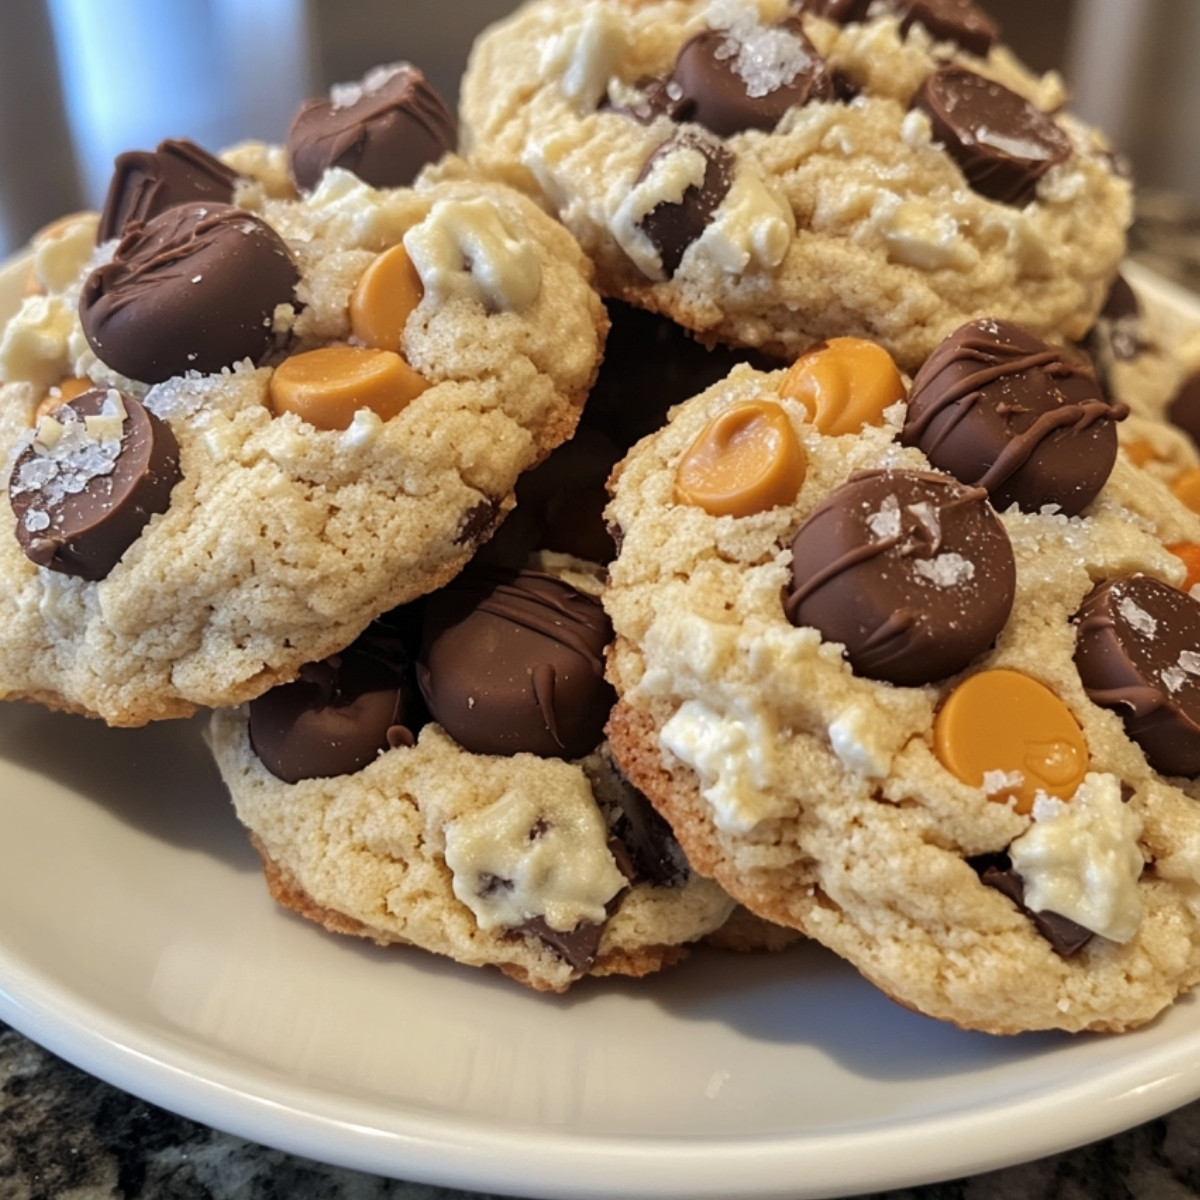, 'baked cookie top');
208,554,735,993
0,146,607,725
460,0,1130,371
603,323,1200,1033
